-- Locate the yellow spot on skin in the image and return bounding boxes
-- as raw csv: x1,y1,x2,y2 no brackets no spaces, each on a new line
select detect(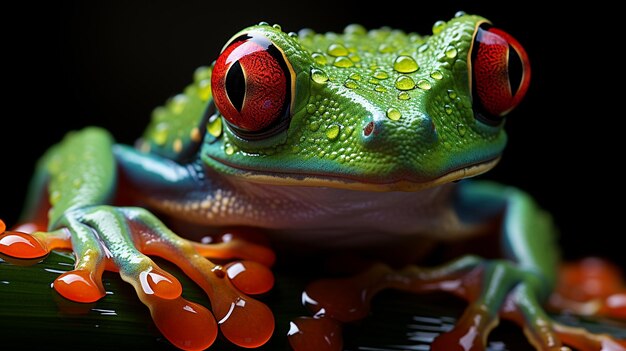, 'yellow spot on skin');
173,139,183,153
139,142,151,153
190,127,201,142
